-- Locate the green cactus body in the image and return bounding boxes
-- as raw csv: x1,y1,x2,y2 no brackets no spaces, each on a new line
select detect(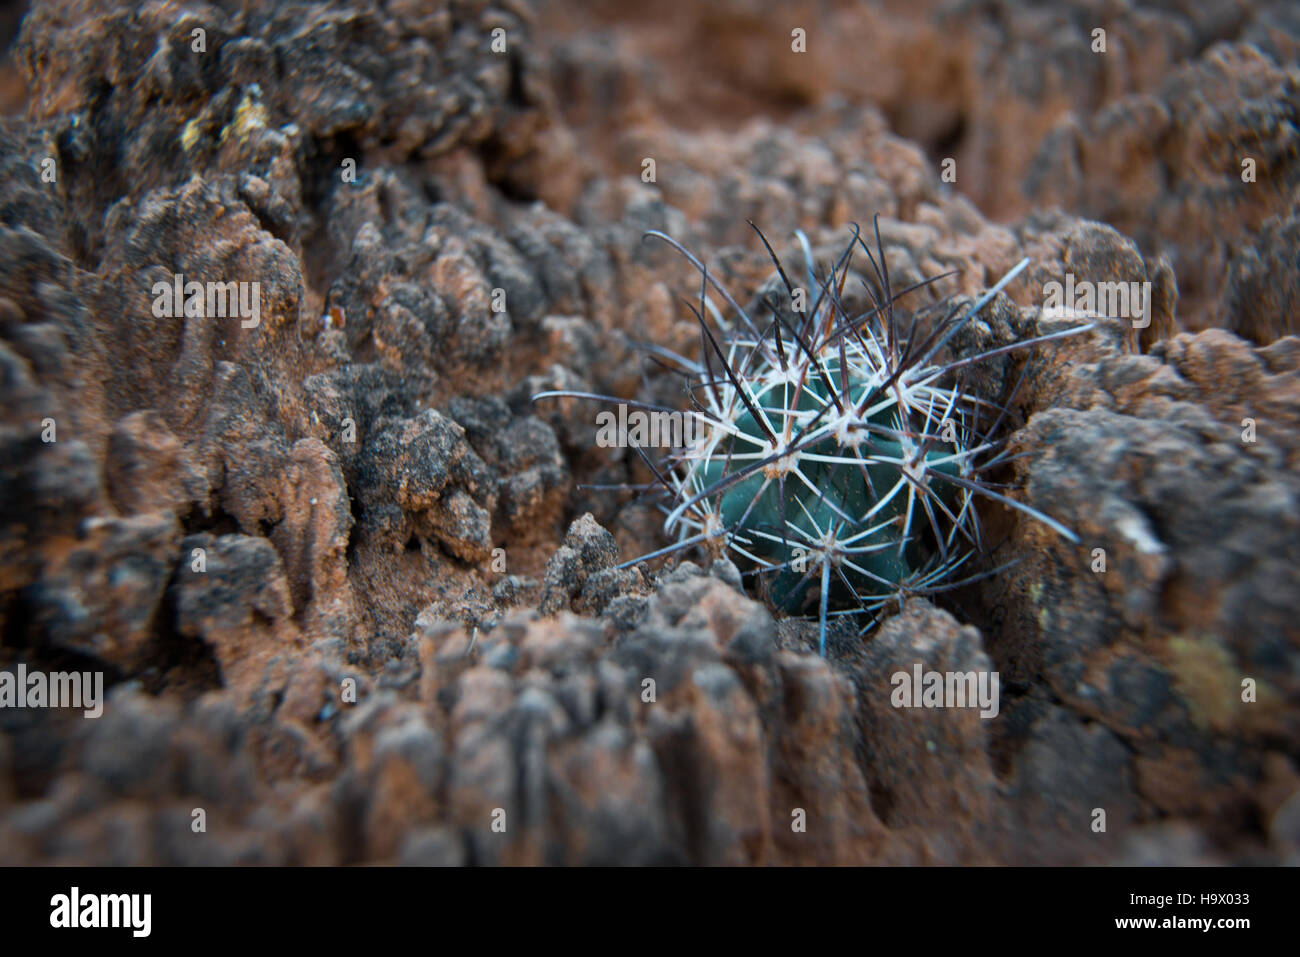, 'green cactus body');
534,220,1086,655
686,326,966,623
